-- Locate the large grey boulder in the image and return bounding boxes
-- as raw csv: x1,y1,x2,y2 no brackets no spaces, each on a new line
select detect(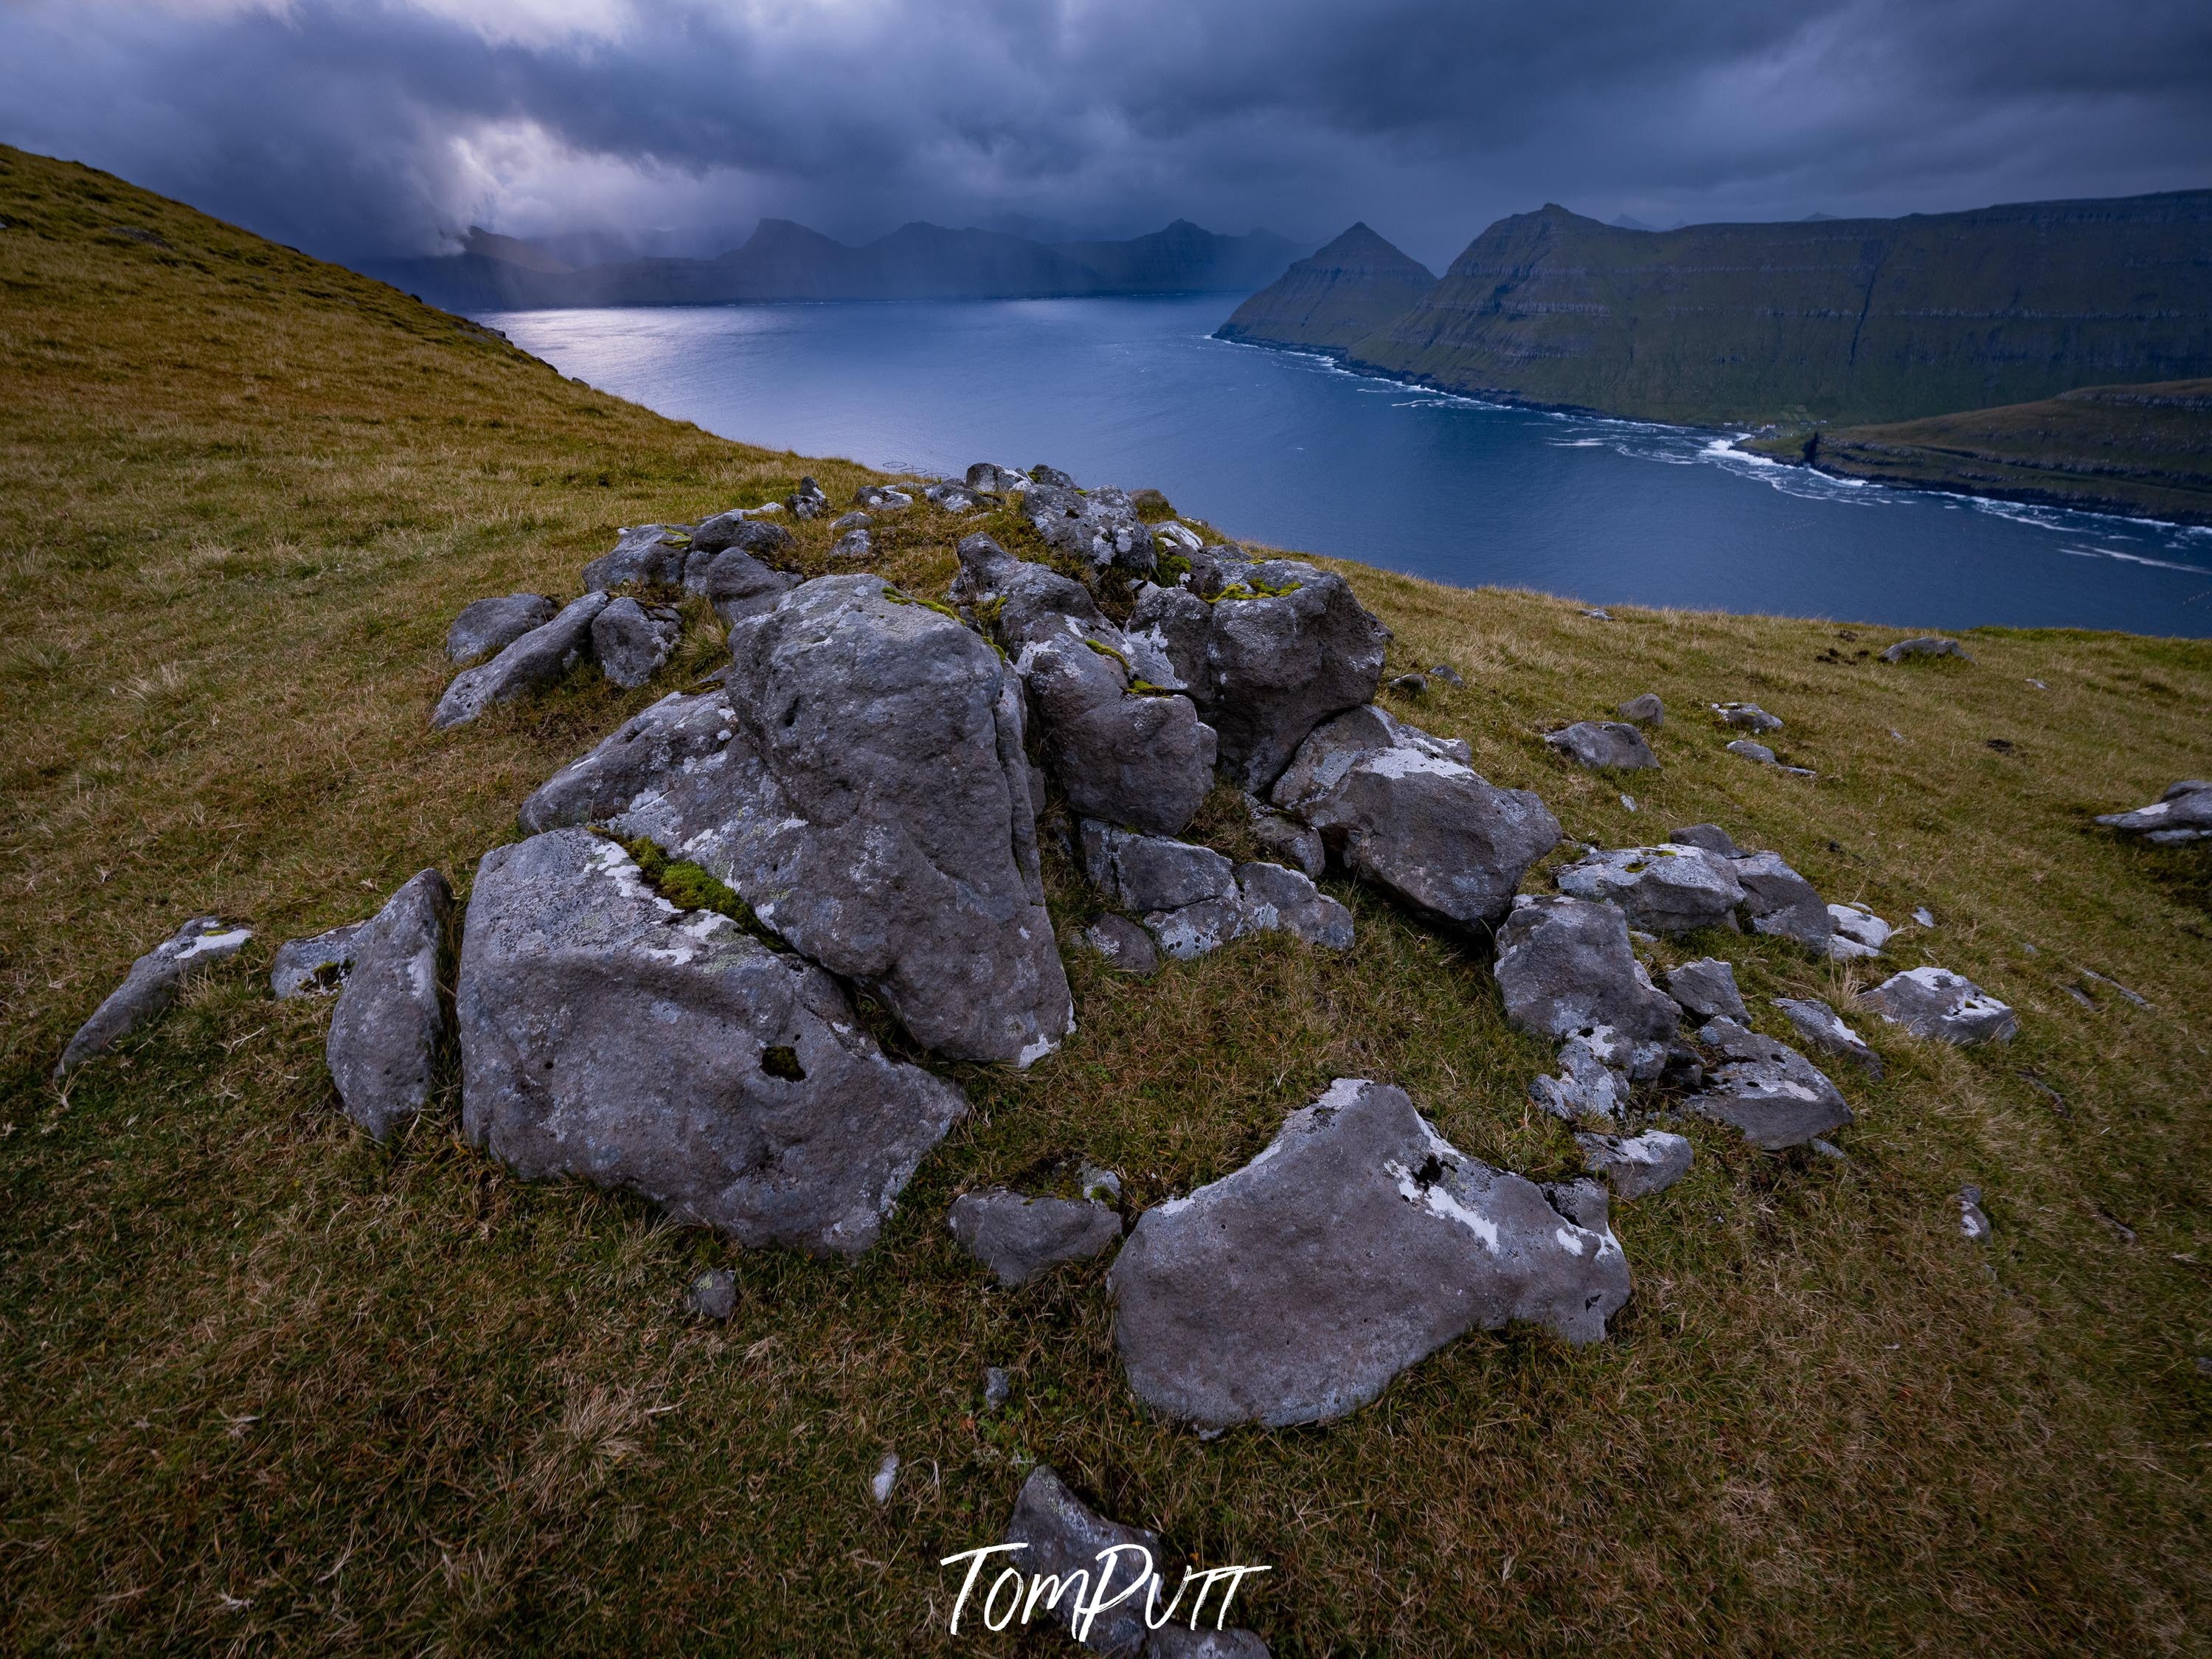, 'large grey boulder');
456,828,965,1255
1730,850,1833,953
547,577,1072,1066
583,523,691,589
327,868,451,1141
1024,482,1157,576
688,544,798,628
1272,705,1558,933
1861,967,2018,1045
1200,562,1391,789
1664,957,1746,1022
1493,896,1679,1047
271,921,369,999
1688,1017,1854,1149
446,593,555,663
955,536,1216,837
592,596,682,689
1544,721,1658,770
2096,780,2212,842
1109,1078,1630,1433
1772,996,1884,1076
55,917,254,1081
949,1189,1123,1286
432,591,608,730
1554,844,1744,935
1576,1130,1693,1199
